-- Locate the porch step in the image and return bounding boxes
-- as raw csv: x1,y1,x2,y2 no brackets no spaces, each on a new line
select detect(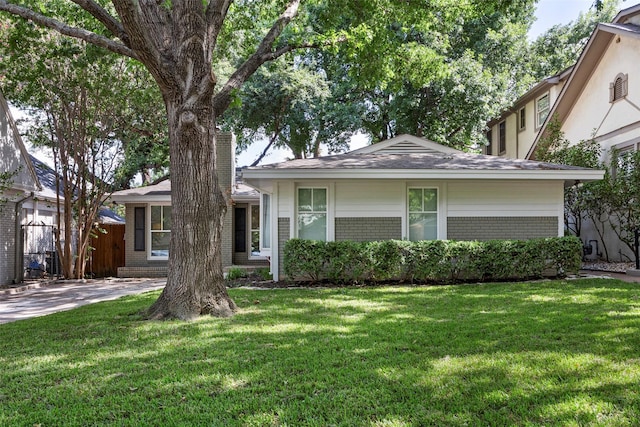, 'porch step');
117,265,268,278
117,266,168,278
